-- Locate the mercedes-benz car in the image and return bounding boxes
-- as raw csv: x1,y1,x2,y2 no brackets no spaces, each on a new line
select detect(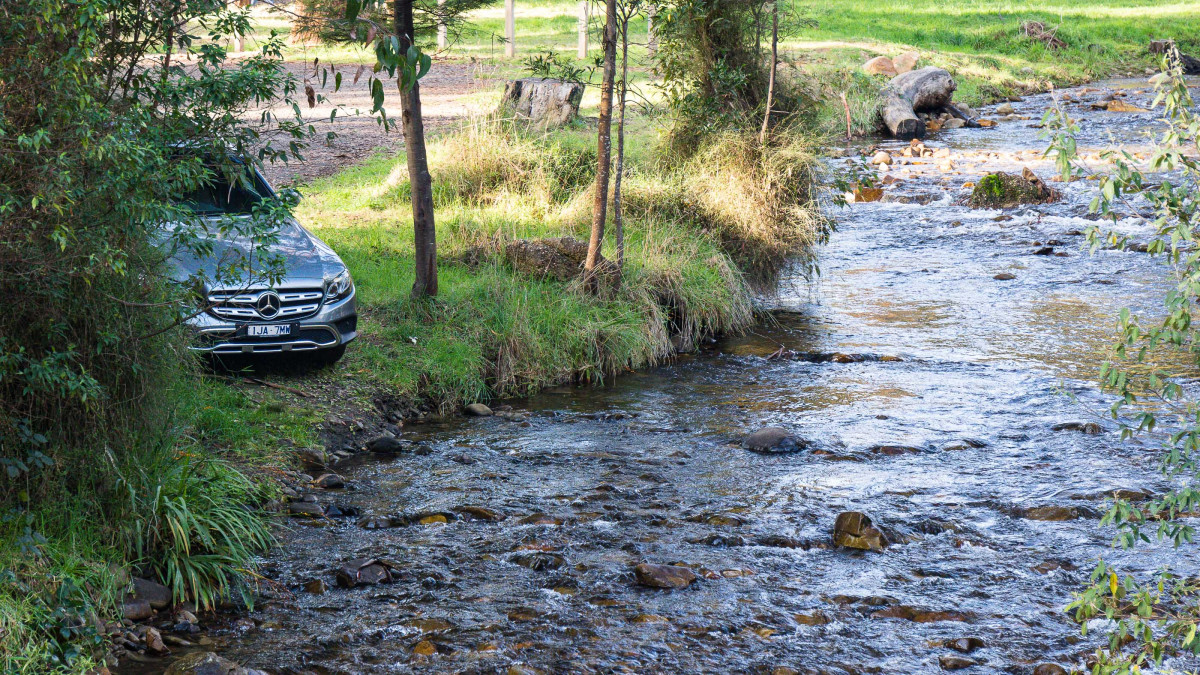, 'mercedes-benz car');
171,161,357,365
